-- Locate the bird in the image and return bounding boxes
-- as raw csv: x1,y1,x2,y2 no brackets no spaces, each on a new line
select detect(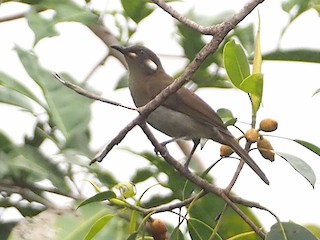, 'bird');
111,45,269,185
